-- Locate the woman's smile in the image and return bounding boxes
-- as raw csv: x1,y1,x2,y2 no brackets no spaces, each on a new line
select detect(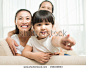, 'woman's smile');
21,25,28,28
